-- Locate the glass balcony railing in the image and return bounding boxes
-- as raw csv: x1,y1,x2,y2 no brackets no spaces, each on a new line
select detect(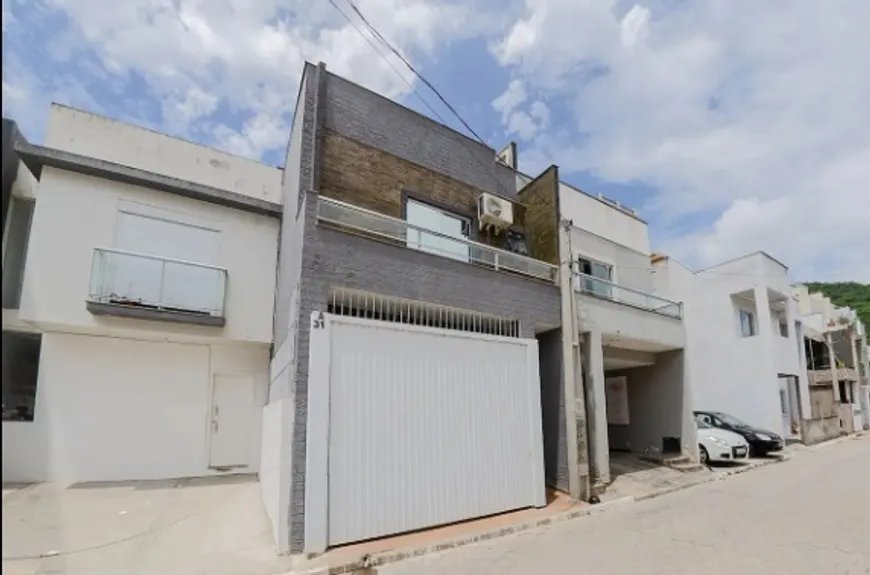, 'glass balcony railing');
317,196,558,283
574,272,683,319
88,247,227,319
